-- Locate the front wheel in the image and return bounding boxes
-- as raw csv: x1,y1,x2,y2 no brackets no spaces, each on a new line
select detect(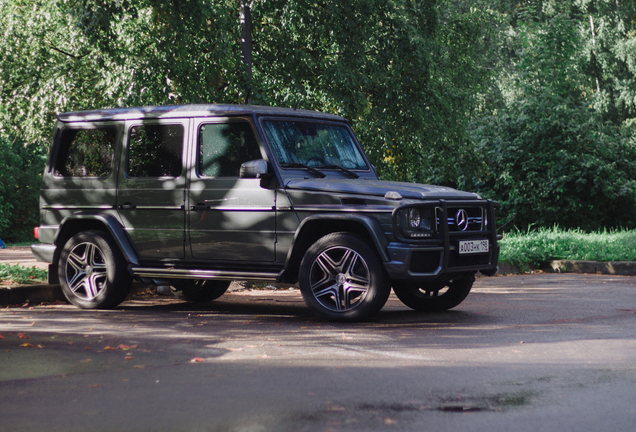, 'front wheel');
299,232,390,321
392,274,475,312
170,280,231,302
58,230,132,309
